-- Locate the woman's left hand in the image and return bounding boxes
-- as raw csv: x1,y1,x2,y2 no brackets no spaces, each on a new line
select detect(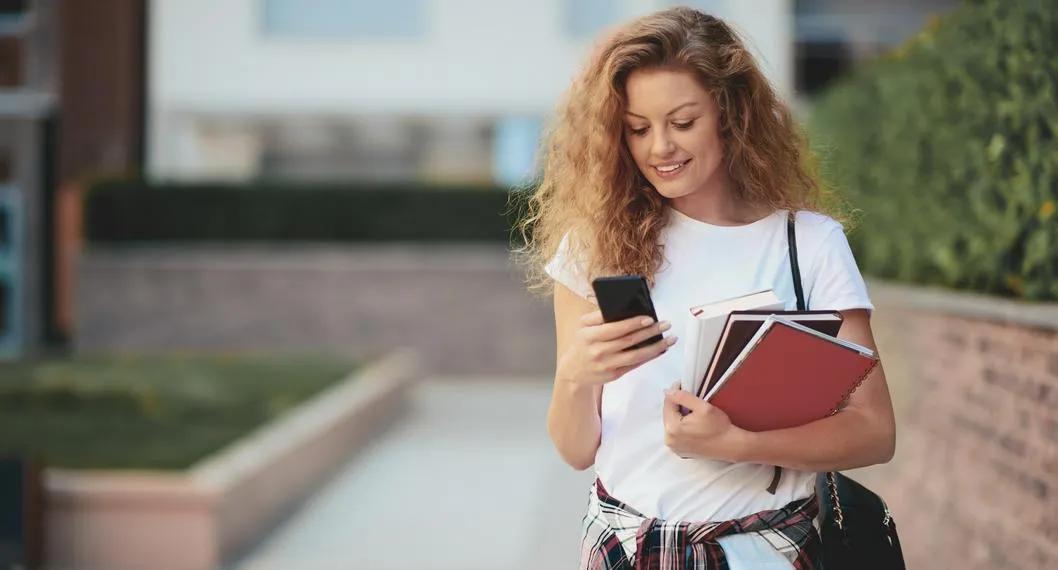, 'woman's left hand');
662,382,747,462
